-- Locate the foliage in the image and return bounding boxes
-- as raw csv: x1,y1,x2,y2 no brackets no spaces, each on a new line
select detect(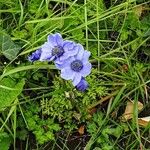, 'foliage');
0,0,150,149
0,31,21,60
41,69,107,130
0,77,25,111
87,113,123,150
24,102,61,144
0,131,12,150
